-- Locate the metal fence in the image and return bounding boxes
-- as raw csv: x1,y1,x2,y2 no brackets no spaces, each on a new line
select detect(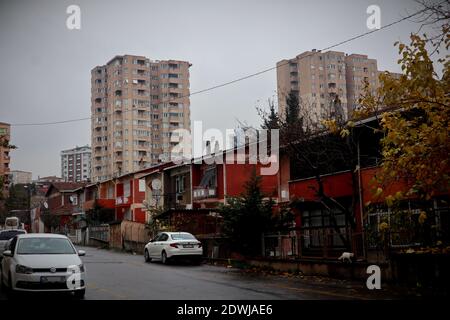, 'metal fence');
89,225,109,243
262,229,364,259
